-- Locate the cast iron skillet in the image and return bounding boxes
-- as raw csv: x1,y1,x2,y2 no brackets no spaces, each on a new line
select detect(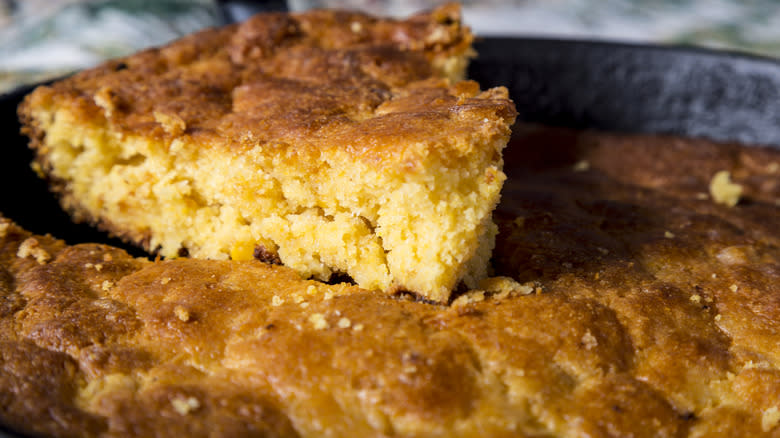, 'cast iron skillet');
471,37,780,149
0,37,779,438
